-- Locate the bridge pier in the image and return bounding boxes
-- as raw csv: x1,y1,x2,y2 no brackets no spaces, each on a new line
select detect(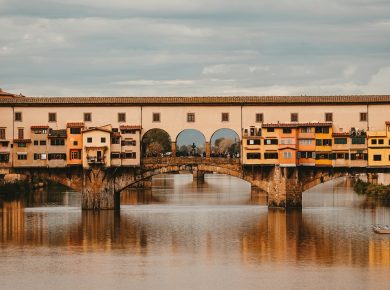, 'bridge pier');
192,170,205,182
267,166,302,208
82,167,118,210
